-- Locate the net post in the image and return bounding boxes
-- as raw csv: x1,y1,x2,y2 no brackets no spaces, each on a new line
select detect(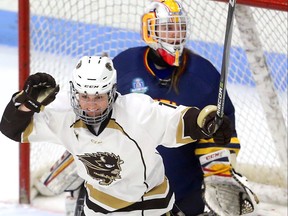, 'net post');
18,0,31,204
